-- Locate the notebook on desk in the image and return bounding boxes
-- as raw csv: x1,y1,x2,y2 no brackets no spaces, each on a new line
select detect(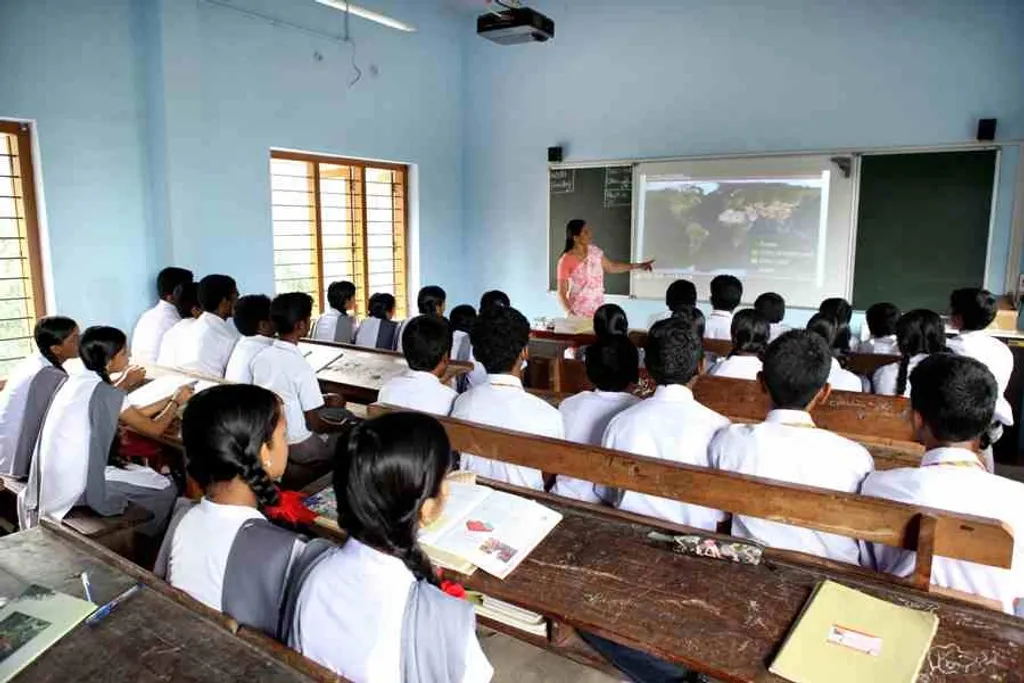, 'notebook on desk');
0,585,95,682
